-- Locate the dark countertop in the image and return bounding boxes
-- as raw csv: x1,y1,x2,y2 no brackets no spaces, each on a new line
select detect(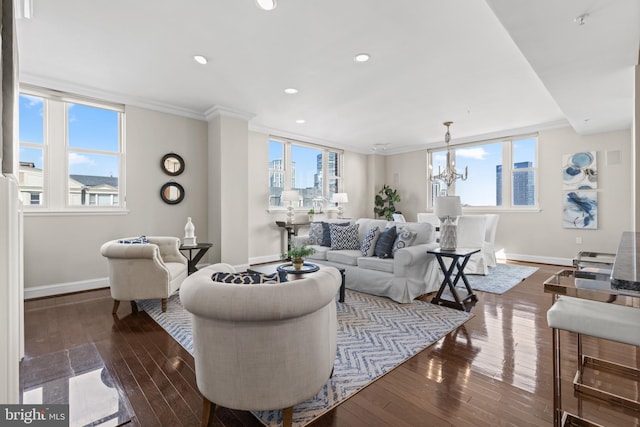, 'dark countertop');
611,231,640,291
